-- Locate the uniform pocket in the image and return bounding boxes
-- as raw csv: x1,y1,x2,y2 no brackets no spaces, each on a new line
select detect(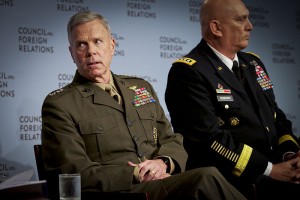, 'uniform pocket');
79,115,119,162
136,105,157,145
79,115,117,135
